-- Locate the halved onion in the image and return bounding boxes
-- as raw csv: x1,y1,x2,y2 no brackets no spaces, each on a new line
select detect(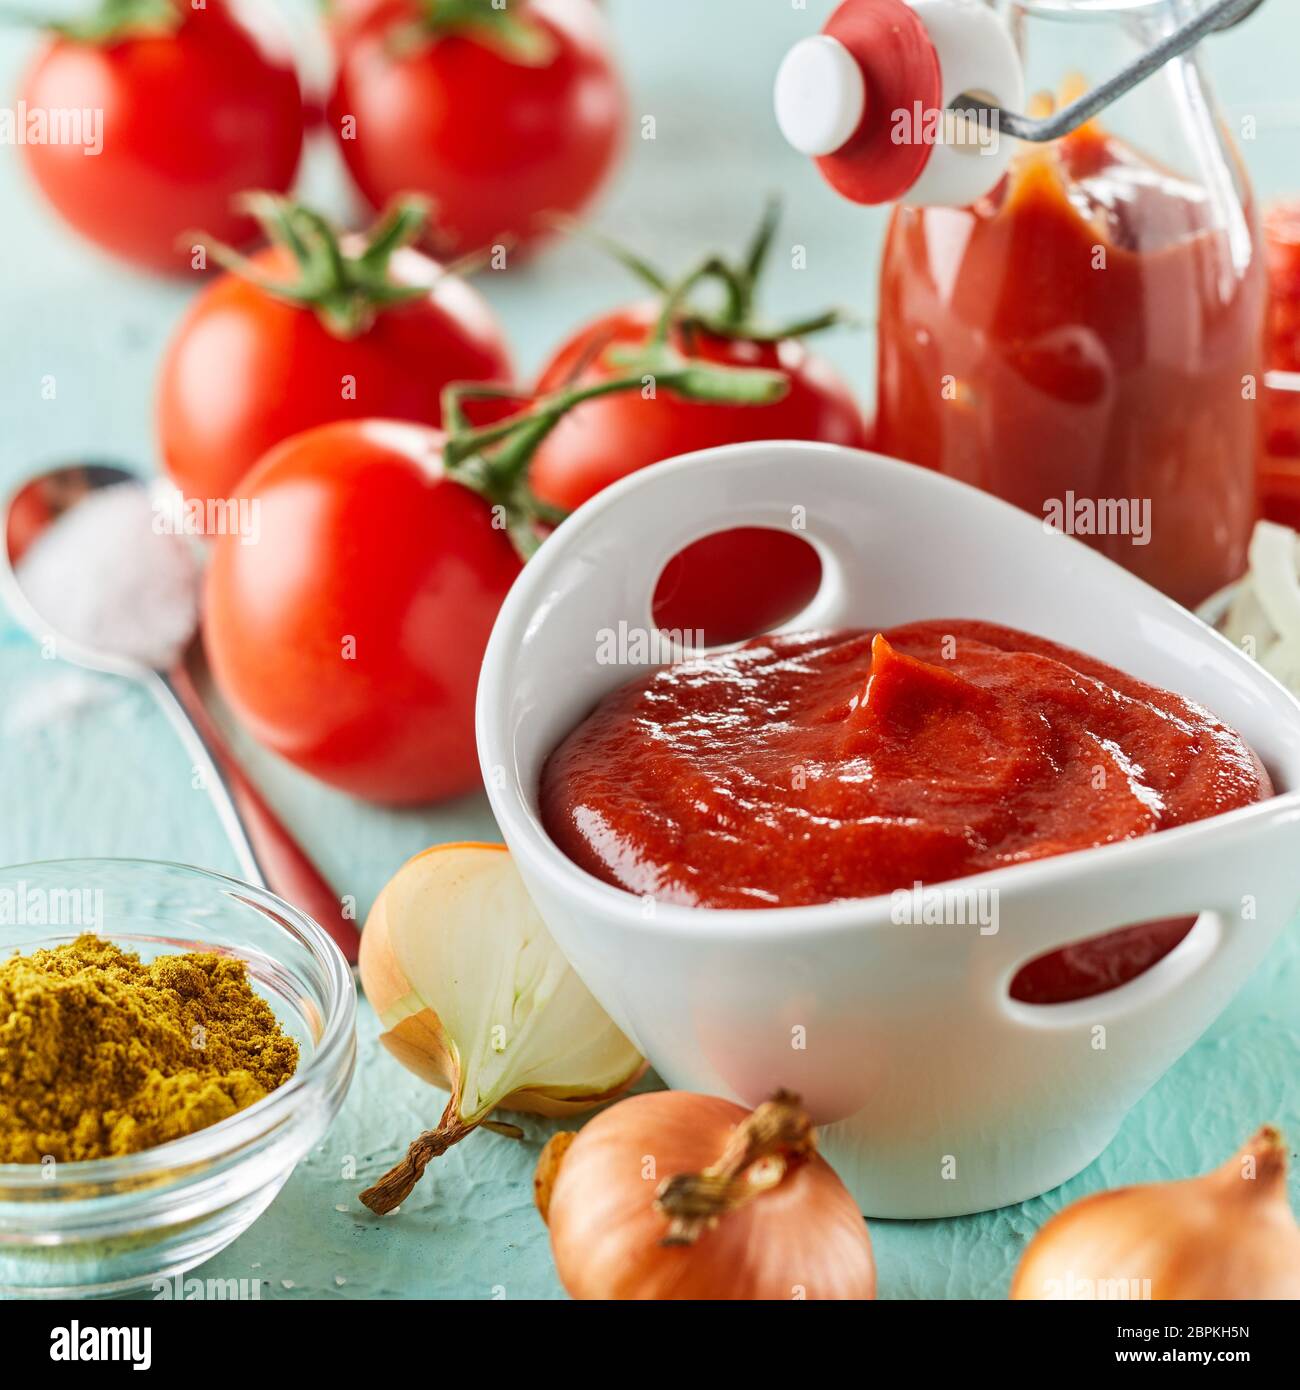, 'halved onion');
1216,520,1300,696
1247,520,1300,645
358,842,645,1213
